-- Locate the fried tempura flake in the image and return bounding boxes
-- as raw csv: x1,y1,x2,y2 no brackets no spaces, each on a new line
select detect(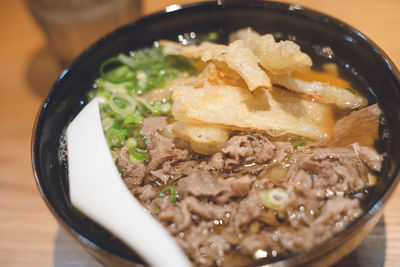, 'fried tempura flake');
171,121,230,155
271,74,366,109
160,39,271,90
172,83,333,140
230,28,312,75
